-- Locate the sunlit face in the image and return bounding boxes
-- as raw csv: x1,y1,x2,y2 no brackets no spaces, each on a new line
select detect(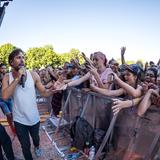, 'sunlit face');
145,70,156,83
124,70,137,86
11,52,25,71
93,55,105,69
